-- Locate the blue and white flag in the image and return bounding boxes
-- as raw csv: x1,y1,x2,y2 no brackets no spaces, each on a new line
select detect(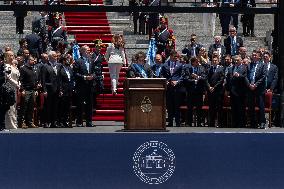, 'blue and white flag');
72,44,80,61
146,38,157,66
